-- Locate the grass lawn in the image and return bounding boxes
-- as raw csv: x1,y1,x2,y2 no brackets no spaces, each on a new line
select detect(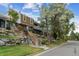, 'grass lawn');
0,35,18,39
0,45,43,56
47,40,67,48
